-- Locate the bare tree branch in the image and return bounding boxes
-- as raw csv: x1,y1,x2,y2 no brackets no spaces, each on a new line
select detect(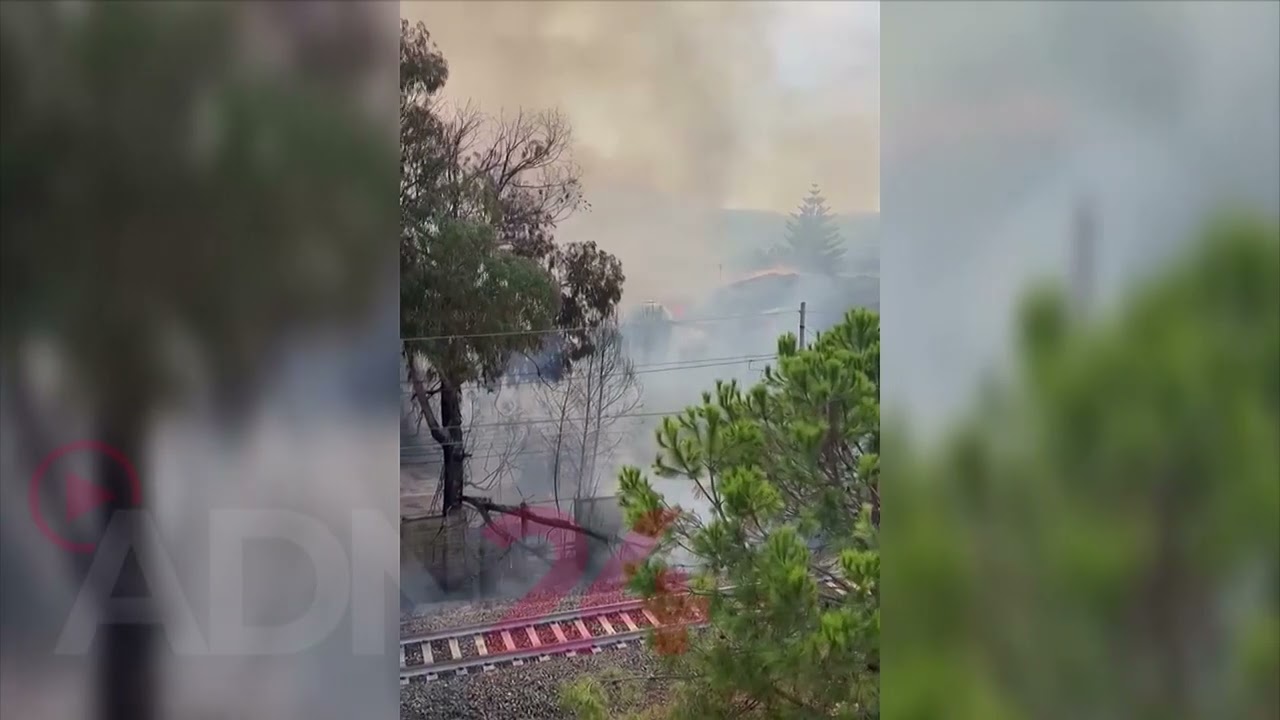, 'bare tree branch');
465,390,523,495
536,320,641,508
423,104,583,260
